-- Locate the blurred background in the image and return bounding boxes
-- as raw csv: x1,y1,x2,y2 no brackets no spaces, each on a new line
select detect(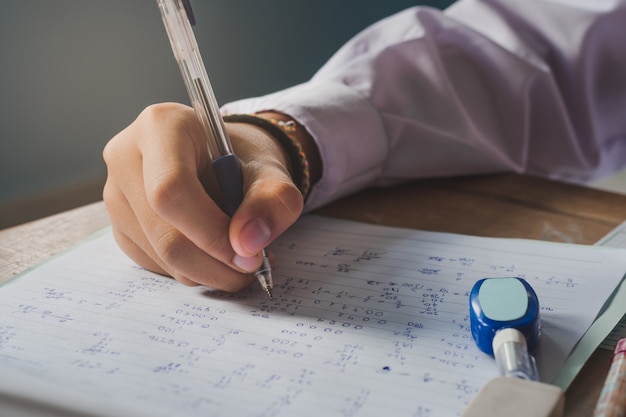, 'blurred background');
1,0,623,229
0,0,457,229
